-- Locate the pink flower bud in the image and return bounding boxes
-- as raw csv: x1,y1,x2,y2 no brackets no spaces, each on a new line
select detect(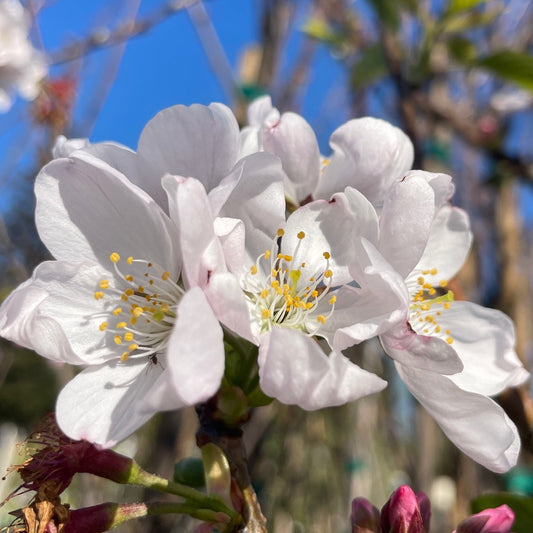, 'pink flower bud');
351,497,380,533
454,505,514,533
381,486,426,533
